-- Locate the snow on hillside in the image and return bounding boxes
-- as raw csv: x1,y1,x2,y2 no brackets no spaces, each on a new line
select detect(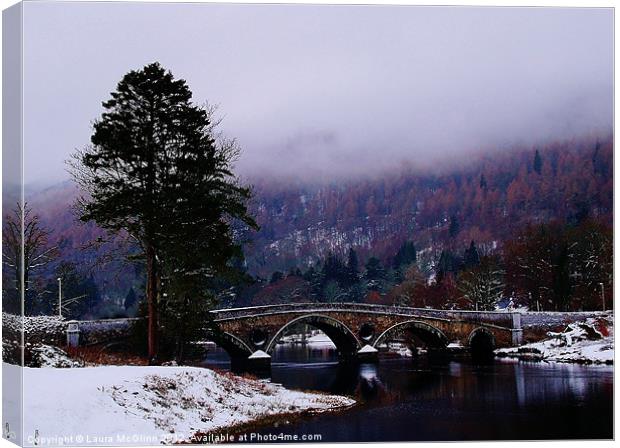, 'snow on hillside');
496,313,613,364
20,365,354,445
